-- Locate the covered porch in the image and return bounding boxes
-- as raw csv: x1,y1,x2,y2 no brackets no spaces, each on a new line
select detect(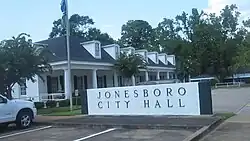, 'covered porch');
37,62,175,101
39,69,117,101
